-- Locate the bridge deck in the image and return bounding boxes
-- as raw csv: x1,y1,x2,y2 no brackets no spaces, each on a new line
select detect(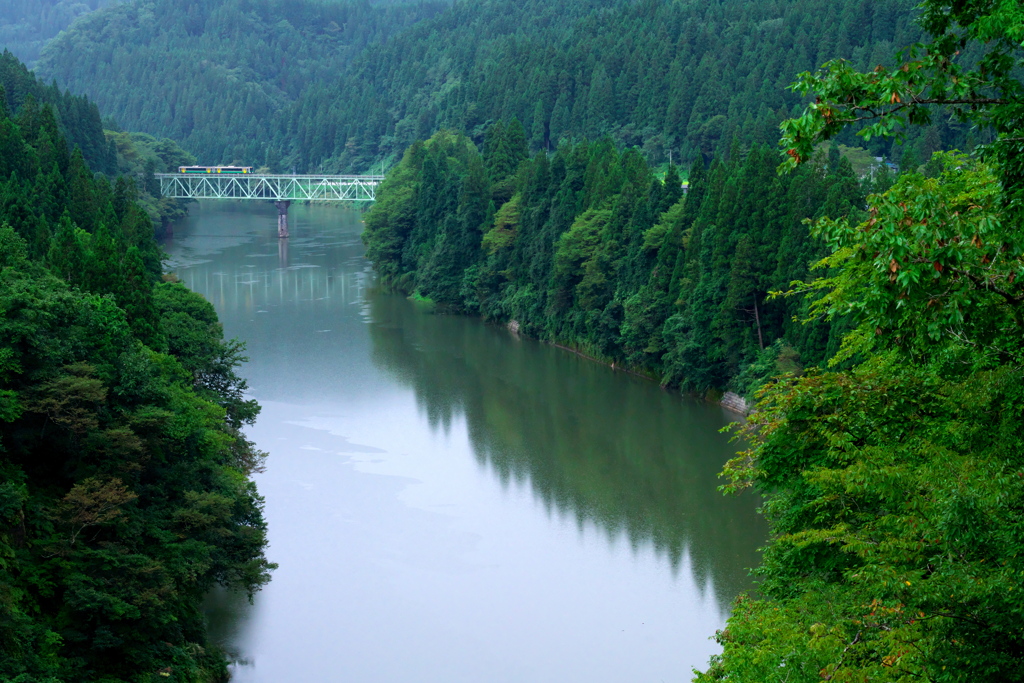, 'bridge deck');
156,173,385,202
